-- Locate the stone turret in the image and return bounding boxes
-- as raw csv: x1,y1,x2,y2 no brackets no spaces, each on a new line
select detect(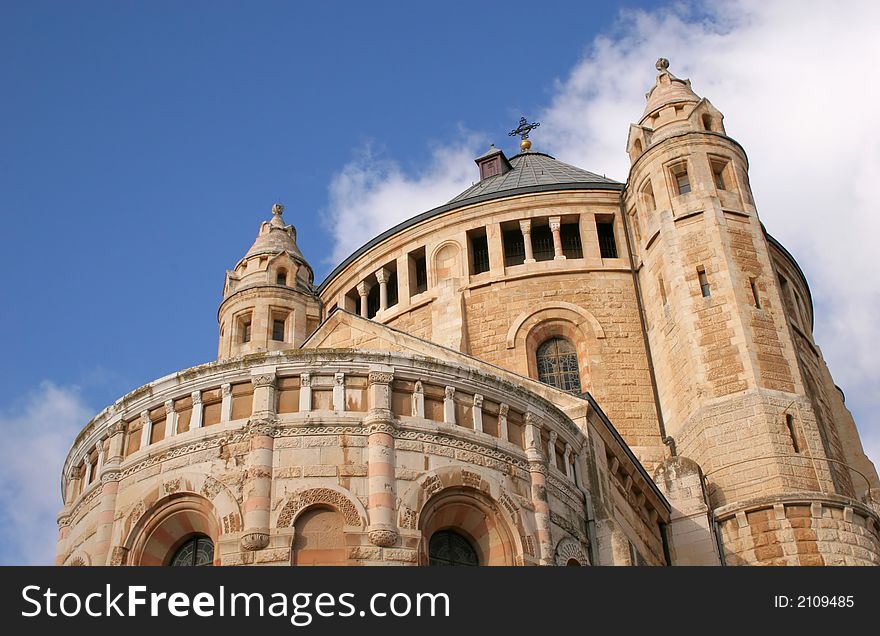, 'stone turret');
624,60,876,565
217,204,320,359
